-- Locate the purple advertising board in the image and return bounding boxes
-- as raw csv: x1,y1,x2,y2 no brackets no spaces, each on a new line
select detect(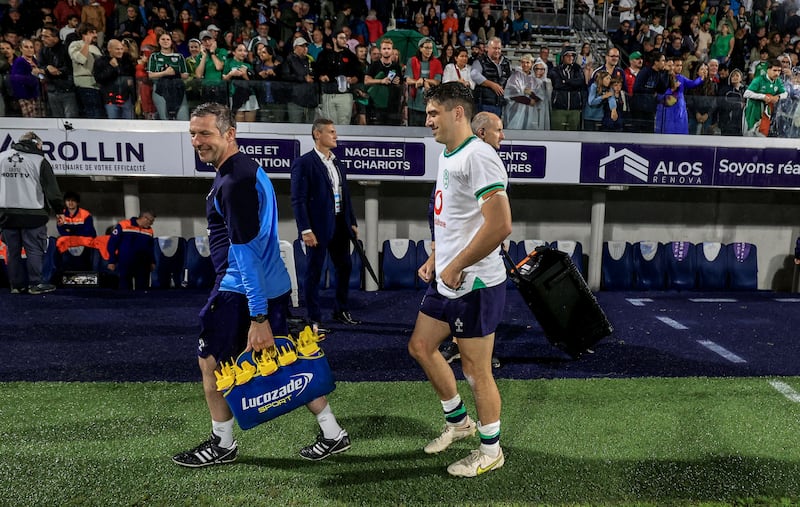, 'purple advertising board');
499,144,546,179
581,143,716,187
195,138,300,173
334,141,426,177
713,147,800,188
